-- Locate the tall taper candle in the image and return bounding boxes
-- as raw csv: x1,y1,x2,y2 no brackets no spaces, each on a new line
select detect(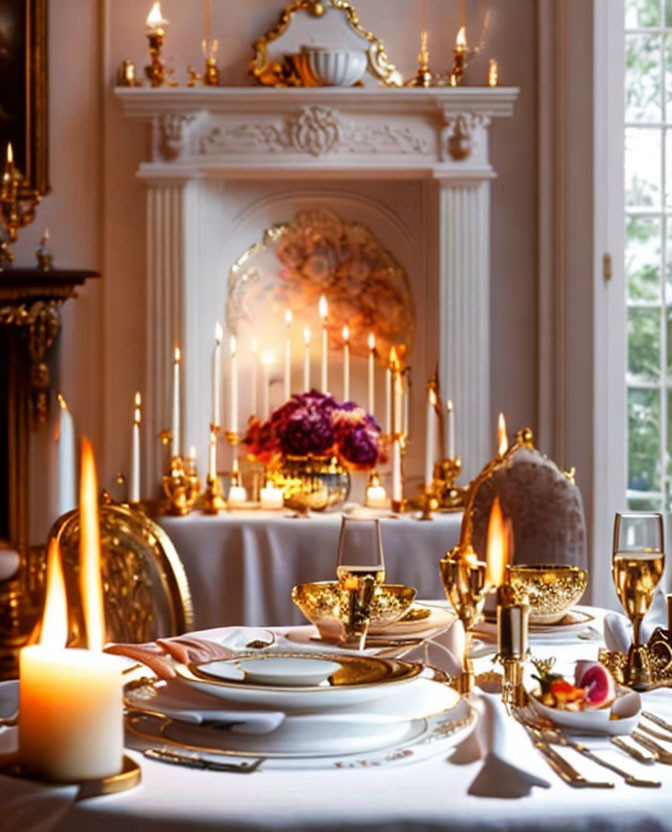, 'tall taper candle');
392,438,402,503
368,332,375,415
385,366,391,434
212,322,222,428
342,325,350,401
130,392,141,503
284,308,292,400
171,345,181,457
229,336,238,435
56,394,76,517
262,352,273,418
208,428,217,479
319,295,328,392
304,327,311,391
251,338,258,416
446,399,456,458
425,387,436,490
